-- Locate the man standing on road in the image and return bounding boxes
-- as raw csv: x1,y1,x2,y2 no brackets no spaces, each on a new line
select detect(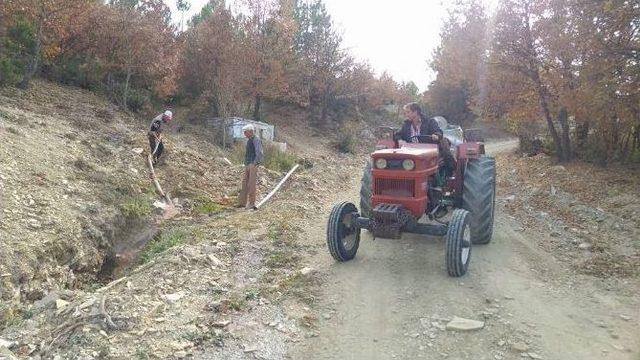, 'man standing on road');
148,110,172,165
237,124,263,210
396,102,456,176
